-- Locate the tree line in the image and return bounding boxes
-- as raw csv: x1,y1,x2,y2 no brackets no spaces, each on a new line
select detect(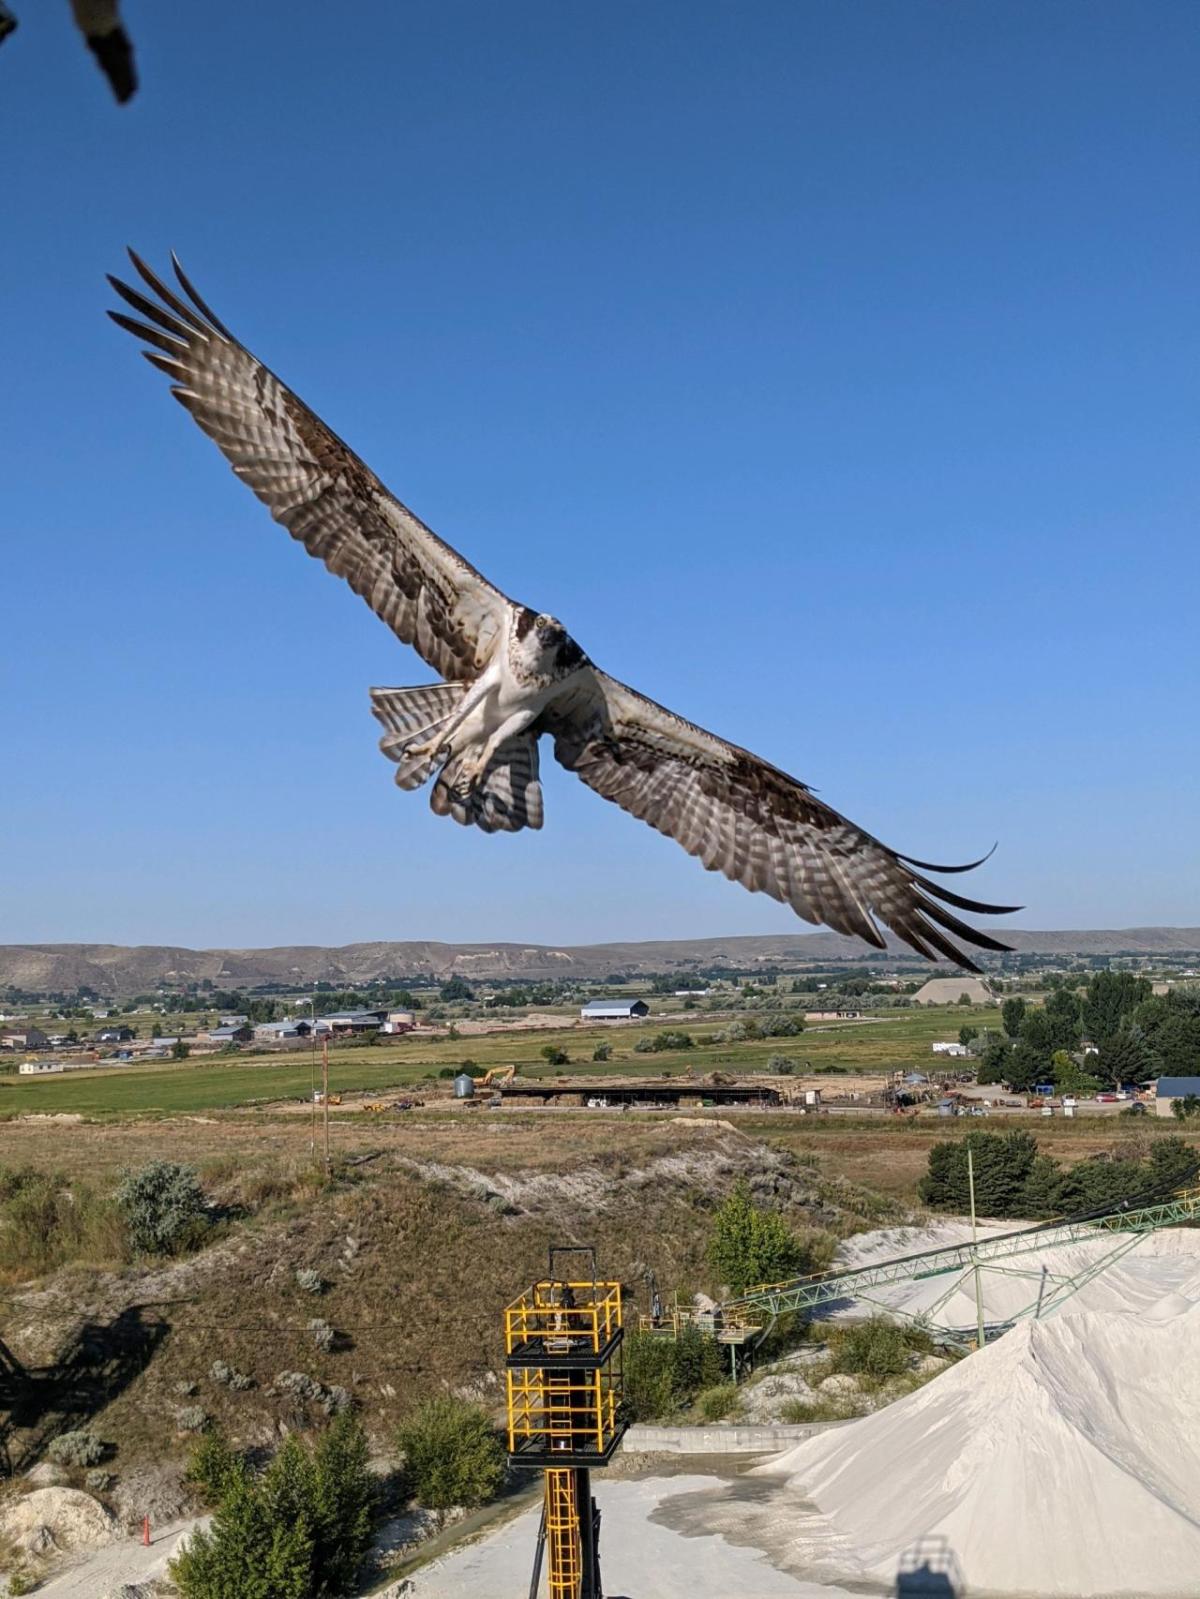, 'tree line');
920,1130,1200,1220
975,973,1200,1093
